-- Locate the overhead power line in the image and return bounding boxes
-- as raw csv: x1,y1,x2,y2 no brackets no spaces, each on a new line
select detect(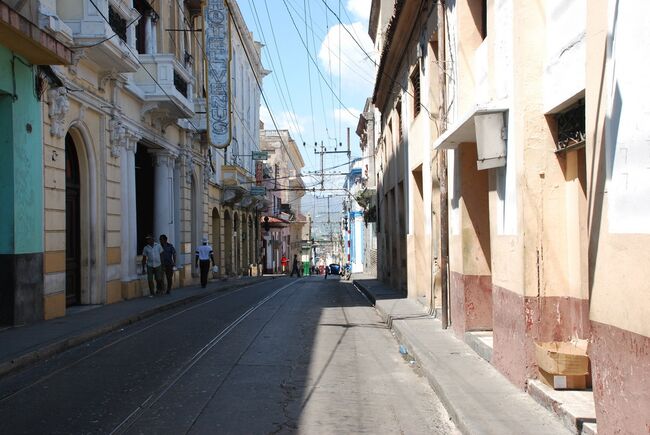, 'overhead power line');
281,0,358,121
